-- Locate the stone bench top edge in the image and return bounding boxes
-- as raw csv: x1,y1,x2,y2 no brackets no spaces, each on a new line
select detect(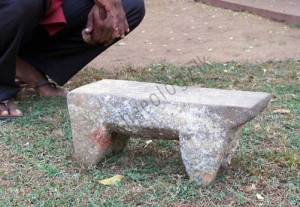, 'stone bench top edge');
68,93,270,114
68,79,272,110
